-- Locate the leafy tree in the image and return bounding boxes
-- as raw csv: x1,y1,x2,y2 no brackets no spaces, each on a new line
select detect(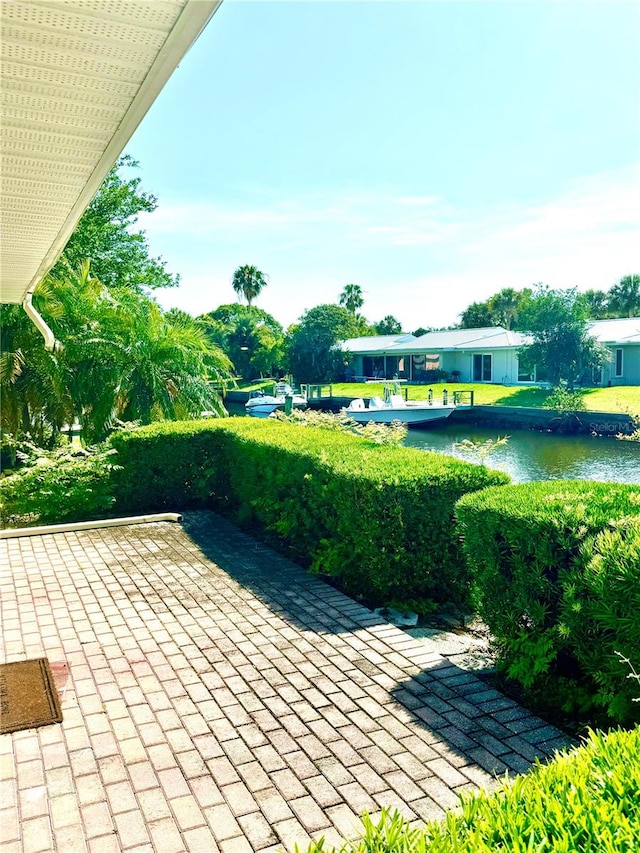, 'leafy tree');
518,286,609,388
458,301,494,329
339,283,364,314
375,315,403,335
286,304,367,382
608,274,640,318
201,304,285,379
51,155,178,291
231,265,269,307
